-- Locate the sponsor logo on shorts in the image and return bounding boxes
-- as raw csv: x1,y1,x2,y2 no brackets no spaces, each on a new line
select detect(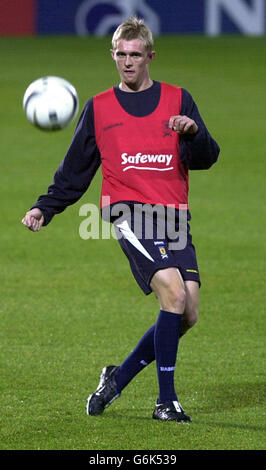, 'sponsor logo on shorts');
159,246,168,260
155,243,168,260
